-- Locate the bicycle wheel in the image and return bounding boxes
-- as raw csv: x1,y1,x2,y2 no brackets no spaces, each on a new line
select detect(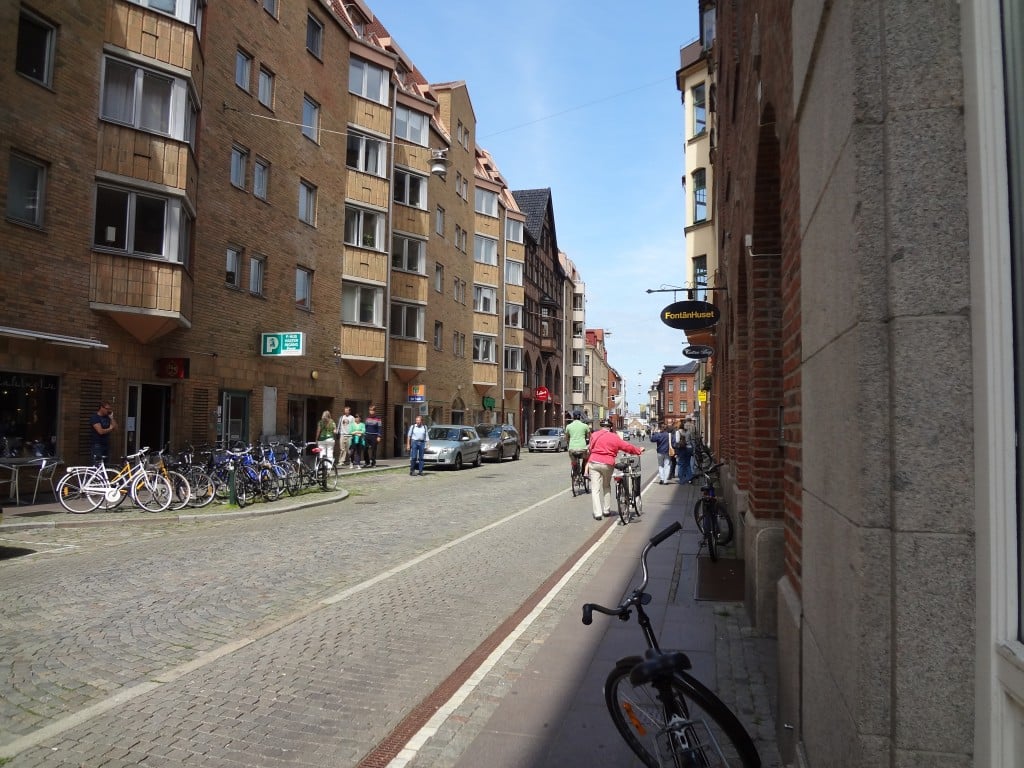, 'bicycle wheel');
632,476,643,515
56,468,103,514
617,480,631,525
132,472,173,512
167,470,192,511
259,467,282,501
183,466,216,508
605,662,760,768
319,460,339,491
715,502,735,546
571,467,579,497
235,471,256,507
706,508,719,561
